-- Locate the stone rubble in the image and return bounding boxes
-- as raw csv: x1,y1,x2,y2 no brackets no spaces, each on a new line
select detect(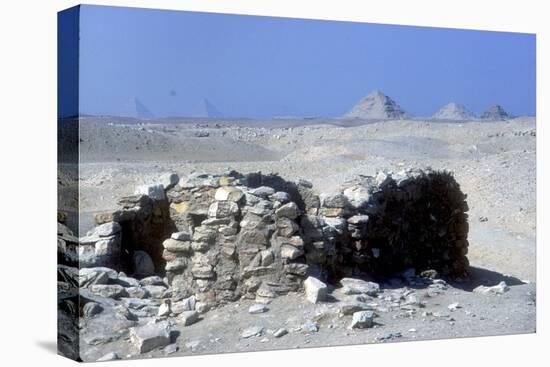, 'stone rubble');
57,169,476,358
